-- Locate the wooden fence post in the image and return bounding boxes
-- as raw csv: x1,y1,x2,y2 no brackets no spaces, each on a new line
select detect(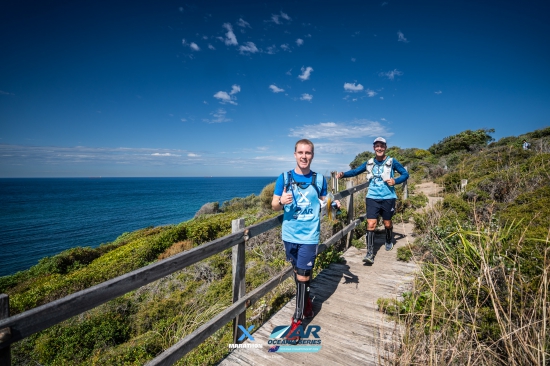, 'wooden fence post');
0,294,11,366
403,166,408,200
231,219,246,344
345,181,354,249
